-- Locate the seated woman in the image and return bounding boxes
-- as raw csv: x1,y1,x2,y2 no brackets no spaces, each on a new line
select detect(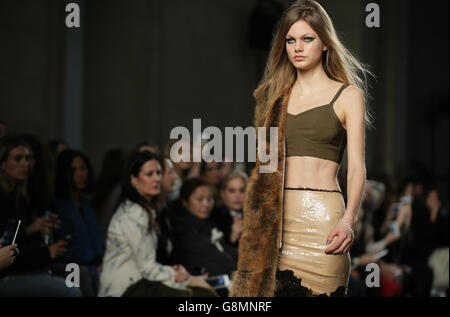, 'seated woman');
0,135,79,297
211,171,247,247
52,149,104,296
172,177,238,277
199,161,222,201
98,151,215,297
